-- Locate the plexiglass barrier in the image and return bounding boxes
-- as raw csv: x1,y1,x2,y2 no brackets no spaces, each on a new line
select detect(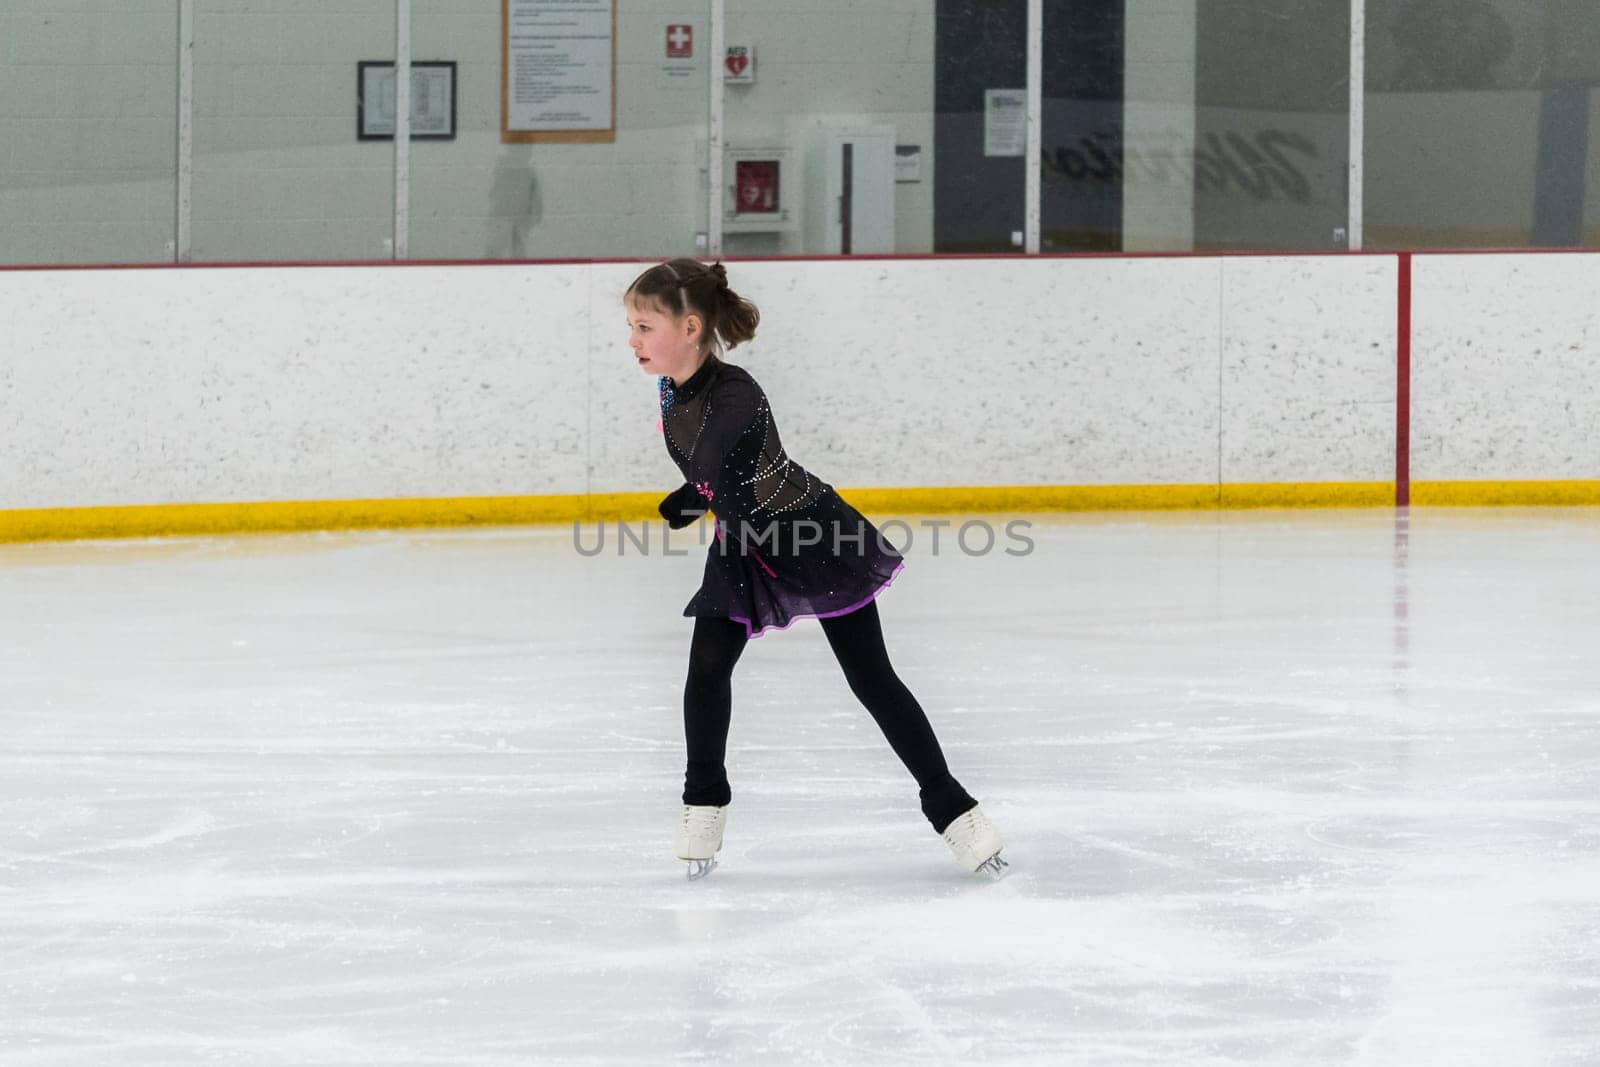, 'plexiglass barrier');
1,0,1597,265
